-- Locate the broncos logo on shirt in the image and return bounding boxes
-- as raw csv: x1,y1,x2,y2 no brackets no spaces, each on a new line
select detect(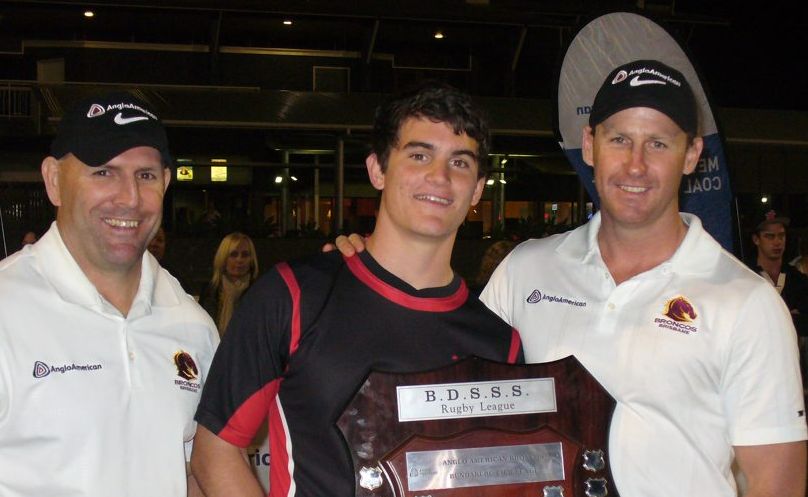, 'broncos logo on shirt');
664,296,697,323
173,351,198,380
